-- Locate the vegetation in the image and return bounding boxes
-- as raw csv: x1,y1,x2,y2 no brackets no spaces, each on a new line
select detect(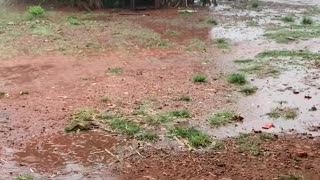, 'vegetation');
239,86,258,95
215,38,229,49
0,92,6,98
301,16,313,25
166,30,180,36
281,16,294,23
171,127,212,148
237,134,264,156
256,50,320,59
251,0,260,8
27,6,45,16
277,174,304,180
209,110,238,126
138,132,158,142
110,119,141,136
64,108,98,132
175,95,191,102
239,64,280,77
267,107,298,119
192,74,208,83
100,96,110,103
233,59,254,64
107,67,123,75
227,73,247,85
15,174,34,180
67,16,83,25
207,17,218,25
169,109,191,118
